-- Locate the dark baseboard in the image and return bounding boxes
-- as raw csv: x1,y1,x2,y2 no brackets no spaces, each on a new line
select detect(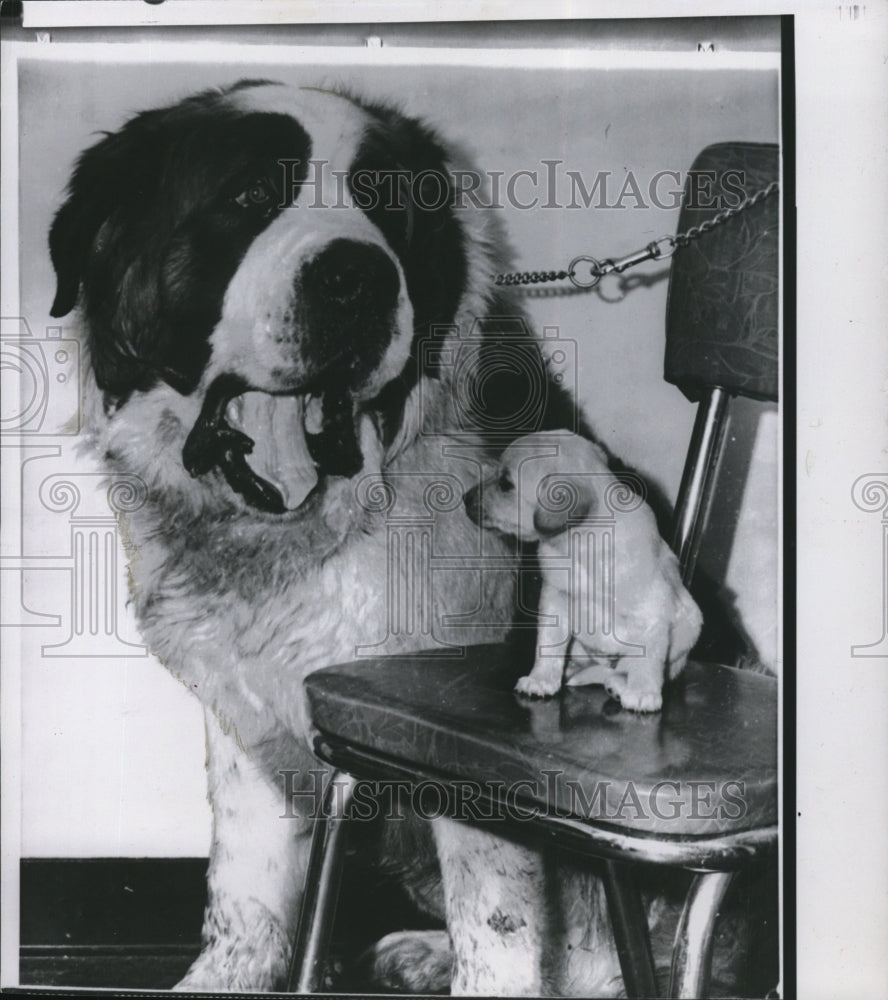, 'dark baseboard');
19,858,206,989
18,855,776,996
18,854,437,992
